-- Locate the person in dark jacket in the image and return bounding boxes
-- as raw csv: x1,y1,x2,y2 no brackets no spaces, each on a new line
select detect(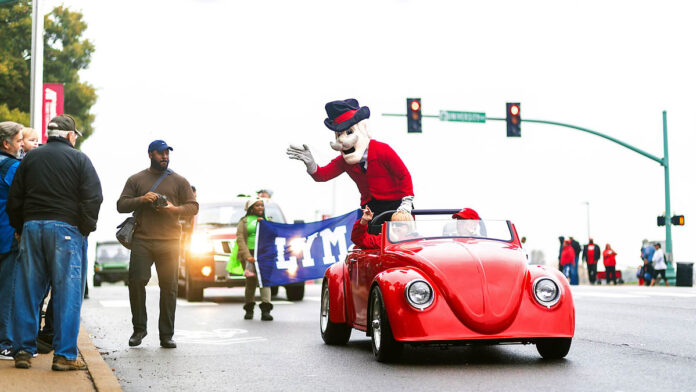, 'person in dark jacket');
7,114,103,370
568,236,581,285
582,238,601,284
0,121,23,360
